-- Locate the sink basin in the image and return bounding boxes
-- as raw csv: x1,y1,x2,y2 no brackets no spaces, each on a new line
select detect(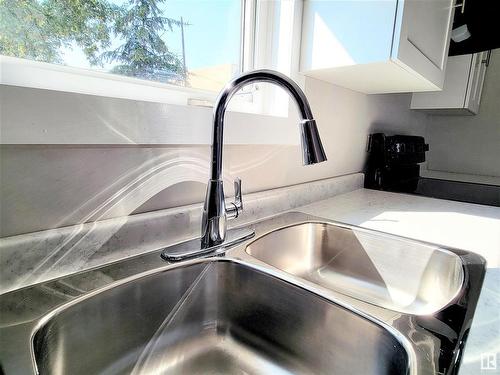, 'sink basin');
33,259,408,375
246,222,464,315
